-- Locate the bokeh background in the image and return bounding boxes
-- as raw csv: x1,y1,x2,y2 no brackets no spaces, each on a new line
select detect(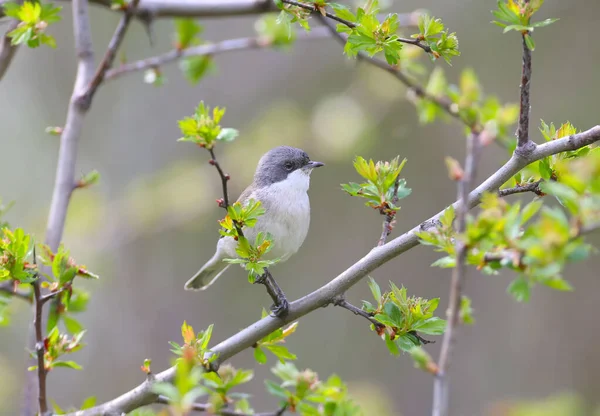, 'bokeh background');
1,0,600,415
